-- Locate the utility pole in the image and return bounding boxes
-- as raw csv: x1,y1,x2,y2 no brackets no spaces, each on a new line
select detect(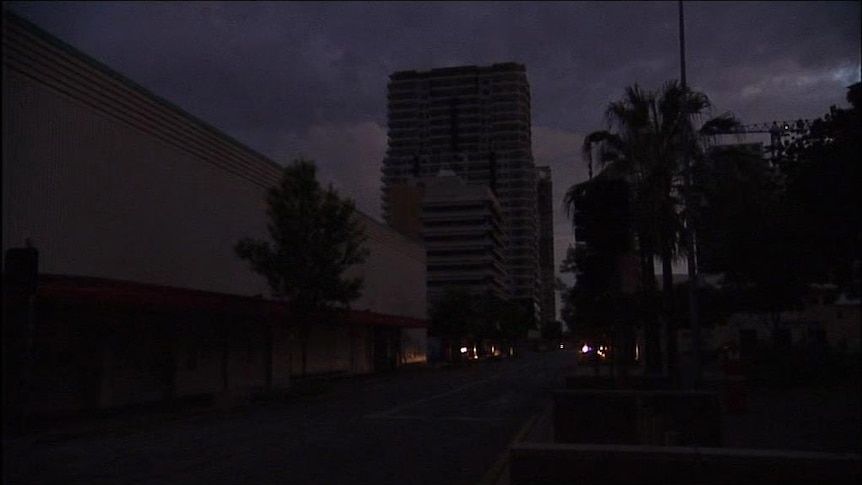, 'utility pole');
679,0,702,387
